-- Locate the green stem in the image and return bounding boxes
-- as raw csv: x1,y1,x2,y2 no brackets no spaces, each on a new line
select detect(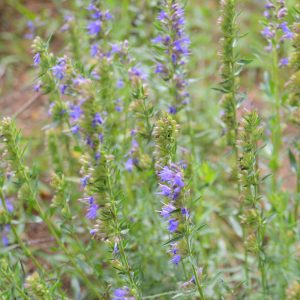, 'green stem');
271,45,281,191
185,236,205,300
106,164,141,299
0,191,44,273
